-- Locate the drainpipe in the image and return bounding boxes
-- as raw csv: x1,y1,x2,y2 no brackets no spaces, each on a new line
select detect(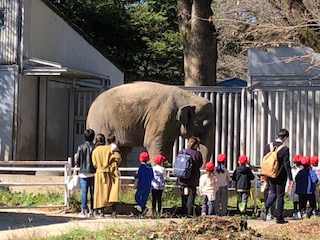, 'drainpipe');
12,0,24,160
